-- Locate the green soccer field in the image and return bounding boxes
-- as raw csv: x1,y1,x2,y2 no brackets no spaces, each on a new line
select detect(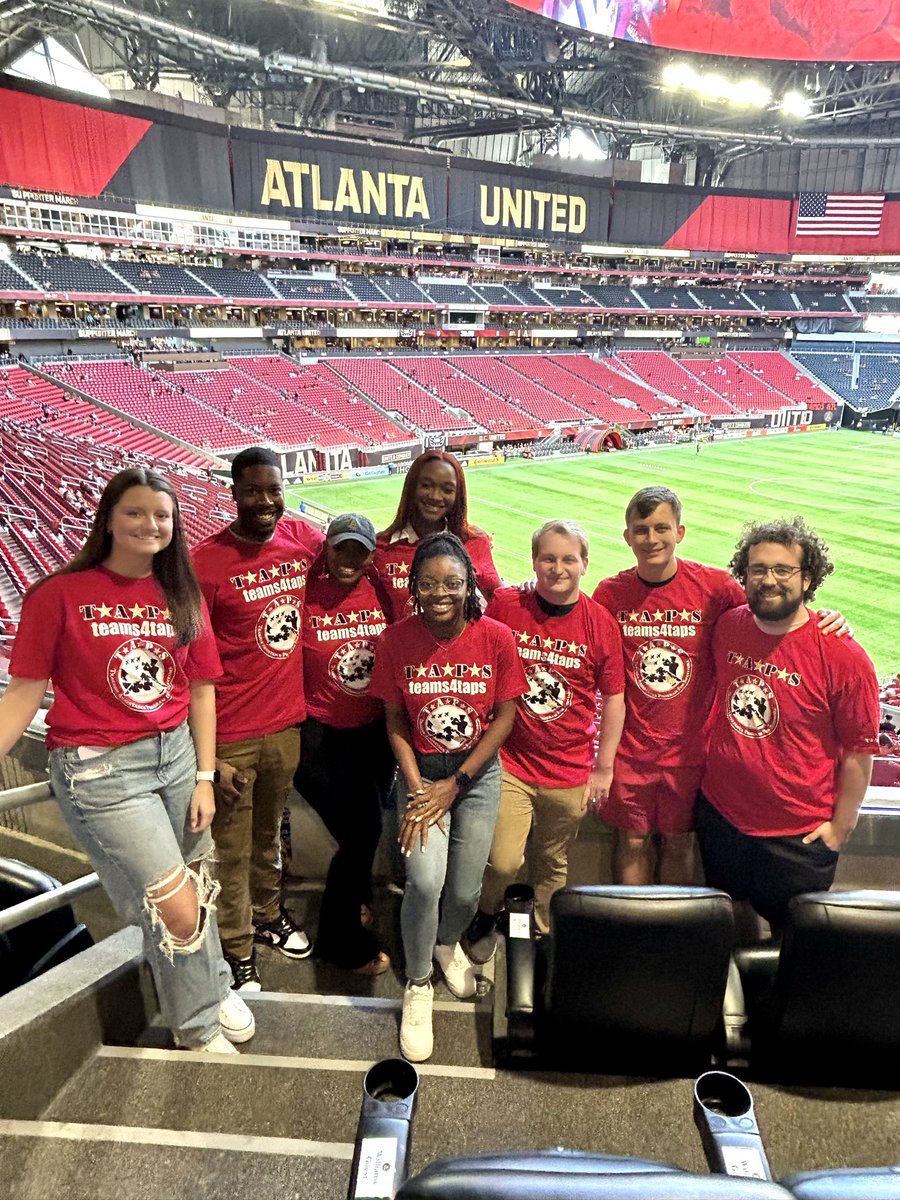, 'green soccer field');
288,429,900,679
